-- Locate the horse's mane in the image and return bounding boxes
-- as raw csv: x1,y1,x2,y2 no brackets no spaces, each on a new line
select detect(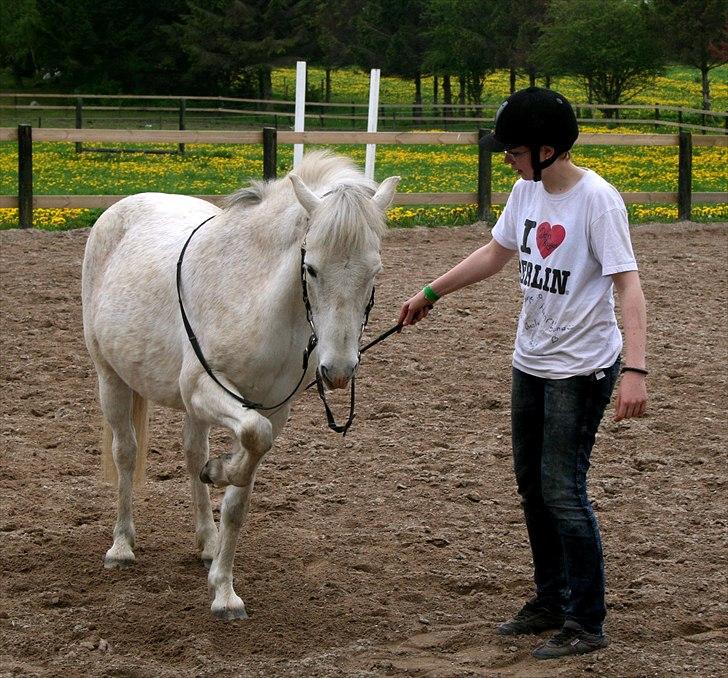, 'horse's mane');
224,150,386,253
